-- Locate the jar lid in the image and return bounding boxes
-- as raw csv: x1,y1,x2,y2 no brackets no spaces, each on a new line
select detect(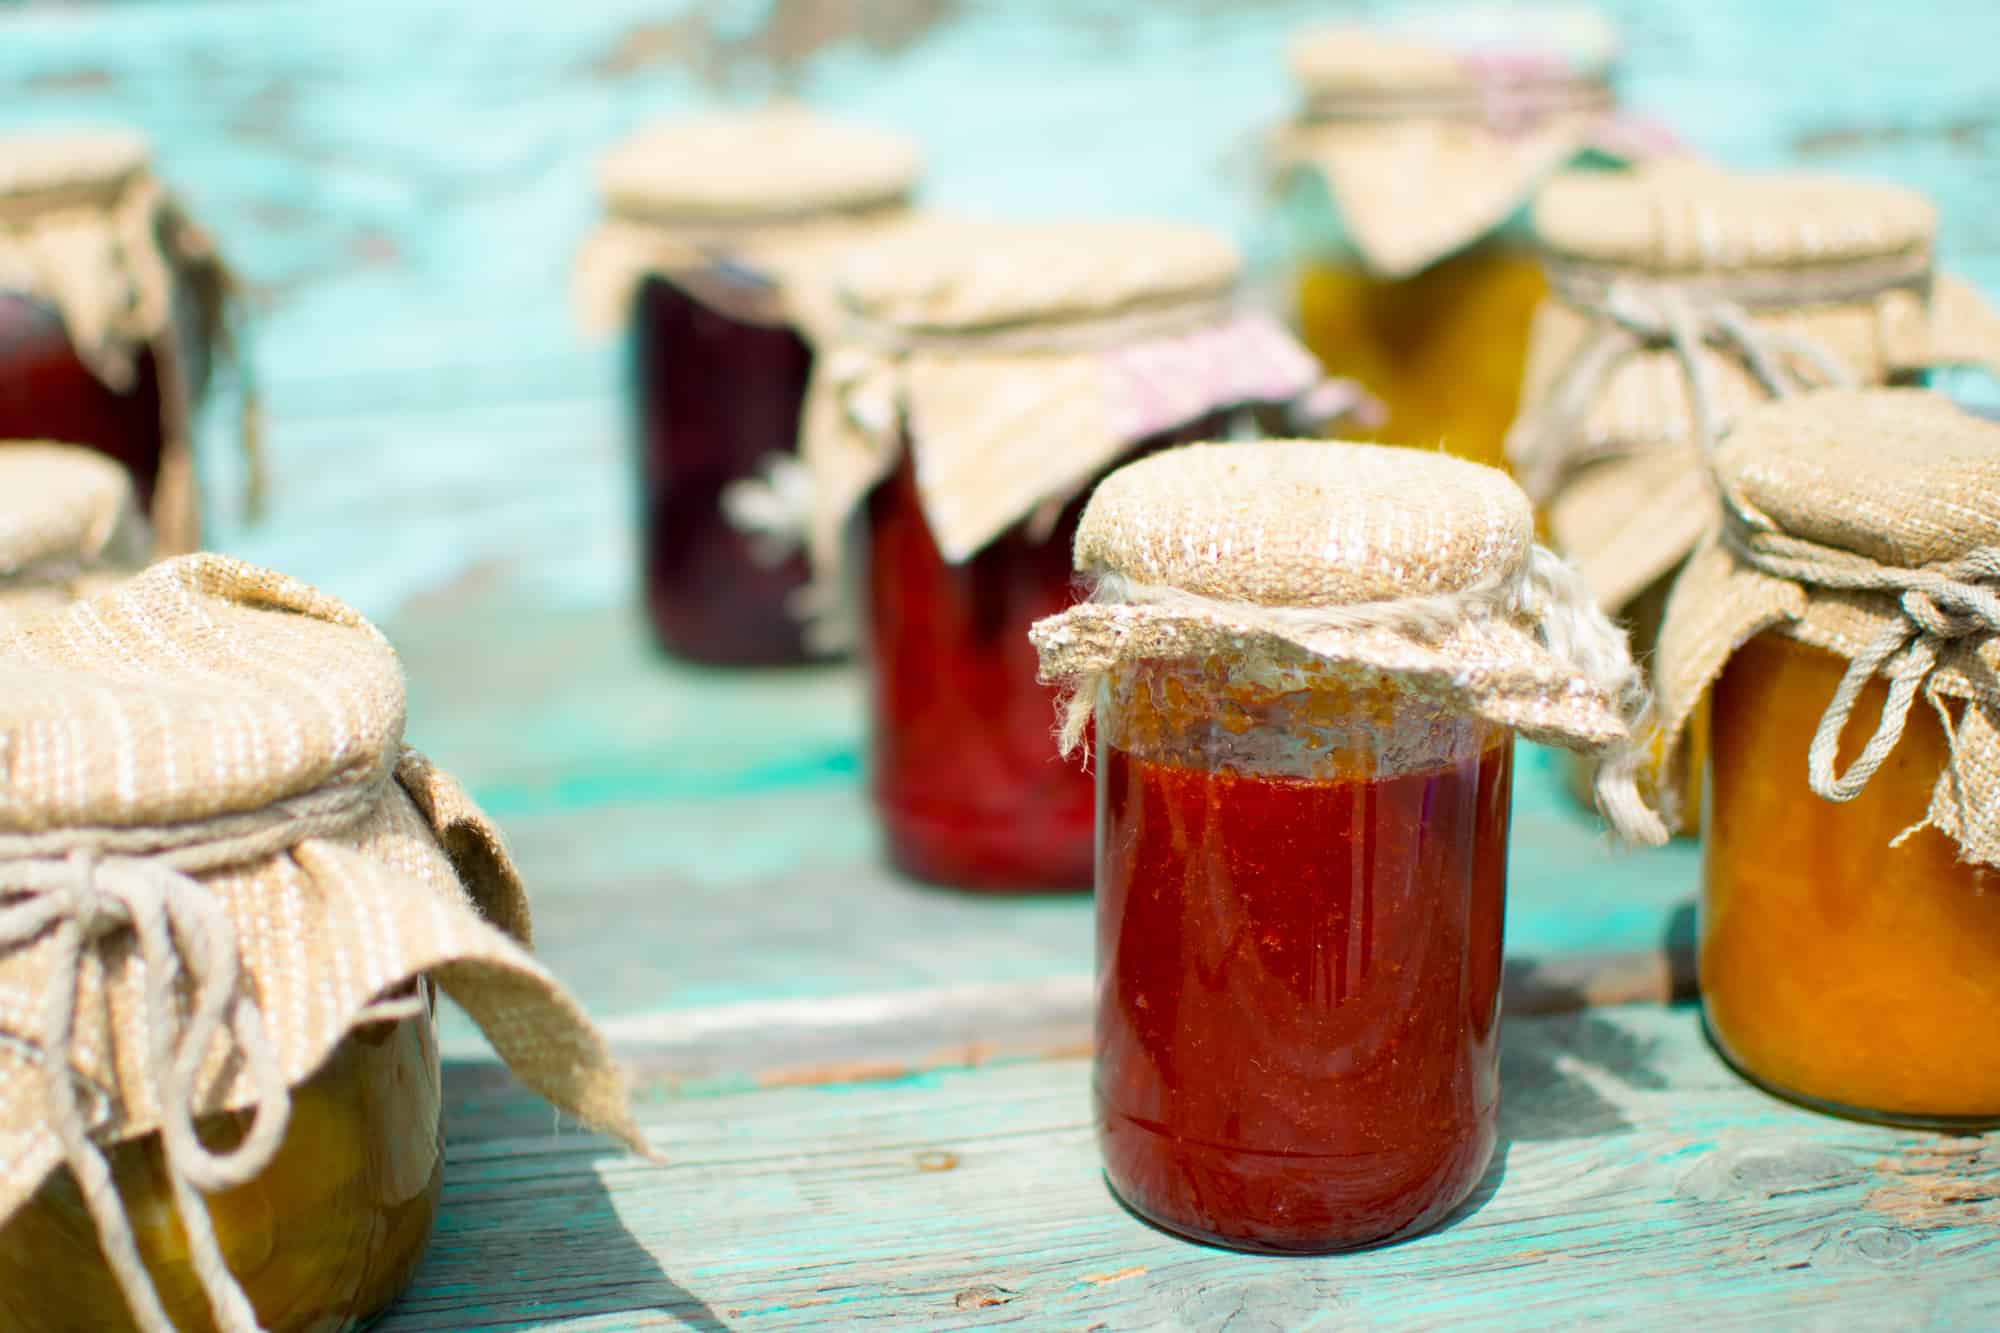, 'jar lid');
1654,388,2000,864
1535,163,1935,274
1289,4,1617,102
0,444,145,582
0,129,150,210
1033,442,1652,829
1074,441,1532,607
598,107,920,225
1718,388,2000,569
834,216,1240,334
